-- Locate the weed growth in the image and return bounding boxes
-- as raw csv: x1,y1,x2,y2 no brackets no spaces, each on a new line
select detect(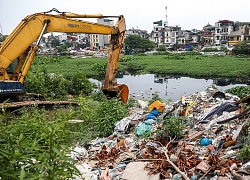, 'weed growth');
93,98,129,137
158,116,187,139
225,86,250,99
